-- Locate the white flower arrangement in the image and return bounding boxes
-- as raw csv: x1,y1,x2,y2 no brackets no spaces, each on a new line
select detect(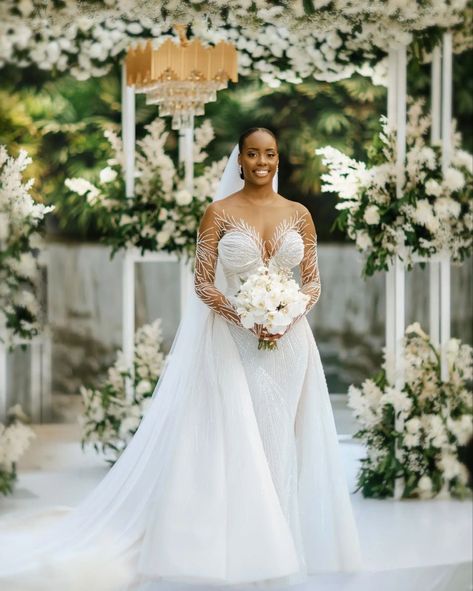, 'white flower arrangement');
348,322,472,499
0,2,469,87
233,265,309,350
0,404,36,496
65,117,226,258
0,146,54,342
79,319,166,463
316,98,473,277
